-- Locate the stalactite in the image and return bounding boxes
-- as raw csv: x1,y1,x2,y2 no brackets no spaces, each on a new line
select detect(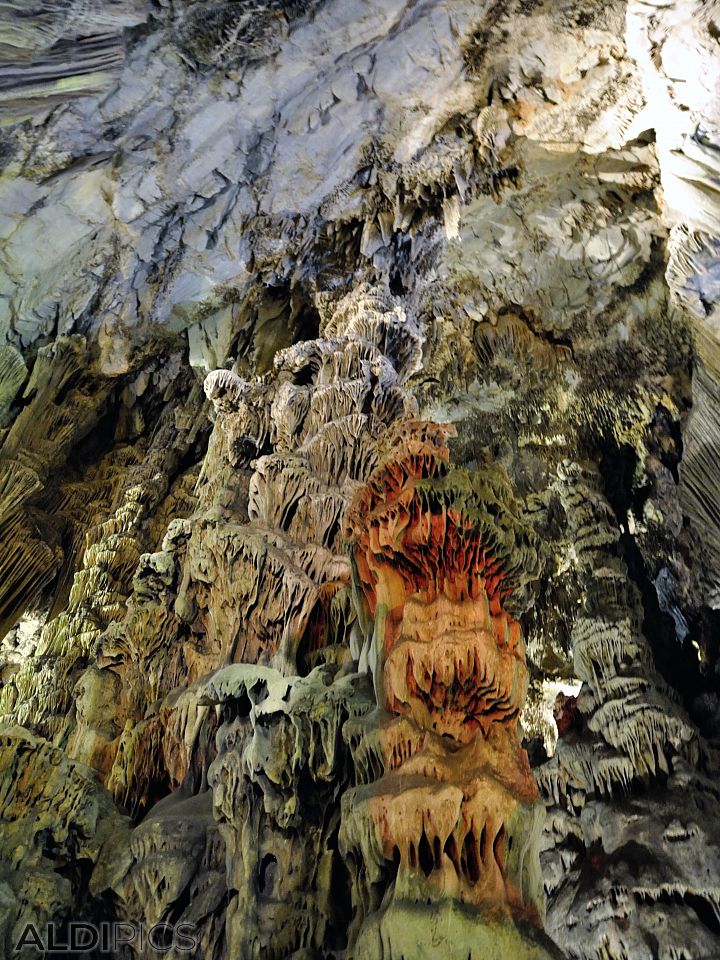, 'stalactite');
341,424,560,959
537,462,719,959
